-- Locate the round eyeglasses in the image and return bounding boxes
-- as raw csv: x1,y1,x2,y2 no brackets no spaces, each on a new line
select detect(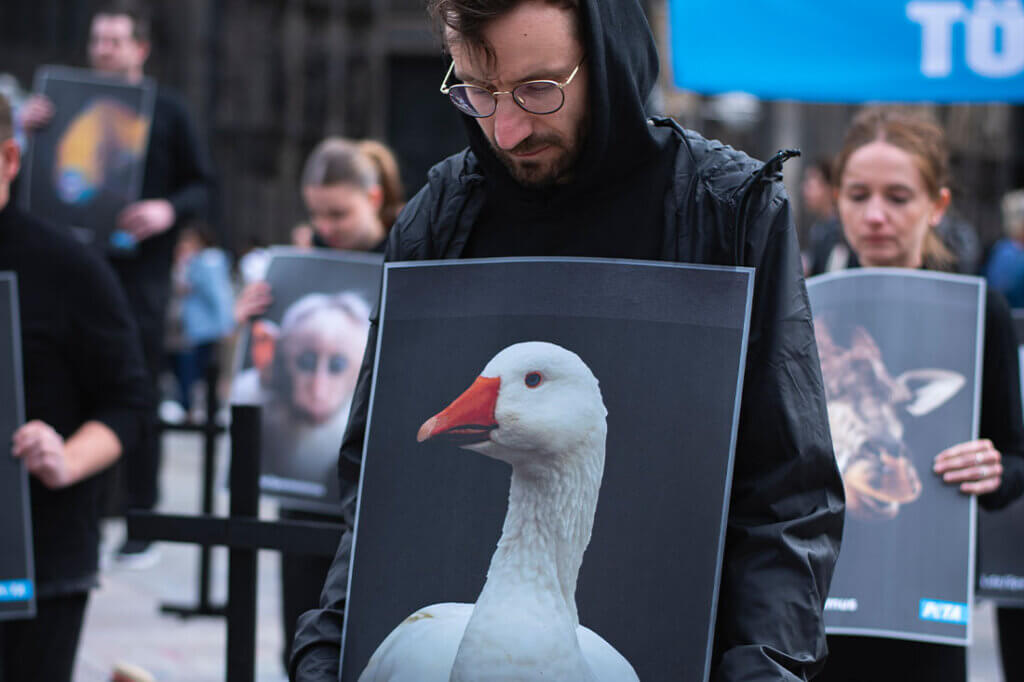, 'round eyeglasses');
439,59,583,118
